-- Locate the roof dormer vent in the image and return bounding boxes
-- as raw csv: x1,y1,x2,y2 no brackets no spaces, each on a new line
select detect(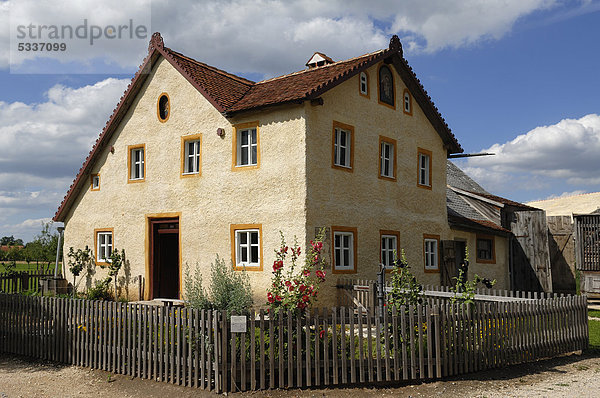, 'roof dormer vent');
306,52,334,69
